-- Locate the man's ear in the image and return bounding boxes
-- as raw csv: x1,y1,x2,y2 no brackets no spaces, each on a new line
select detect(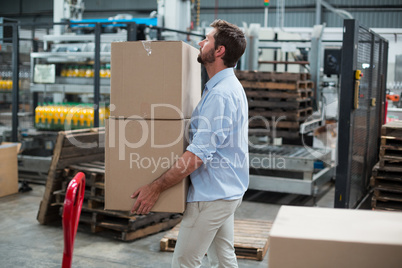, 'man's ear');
215,45,226,58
